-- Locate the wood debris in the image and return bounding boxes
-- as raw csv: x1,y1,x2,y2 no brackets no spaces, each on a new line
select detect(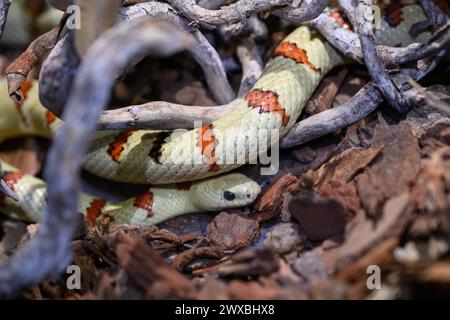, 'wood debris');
206,211,259,251
0,0,450,301
115,233,196,299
